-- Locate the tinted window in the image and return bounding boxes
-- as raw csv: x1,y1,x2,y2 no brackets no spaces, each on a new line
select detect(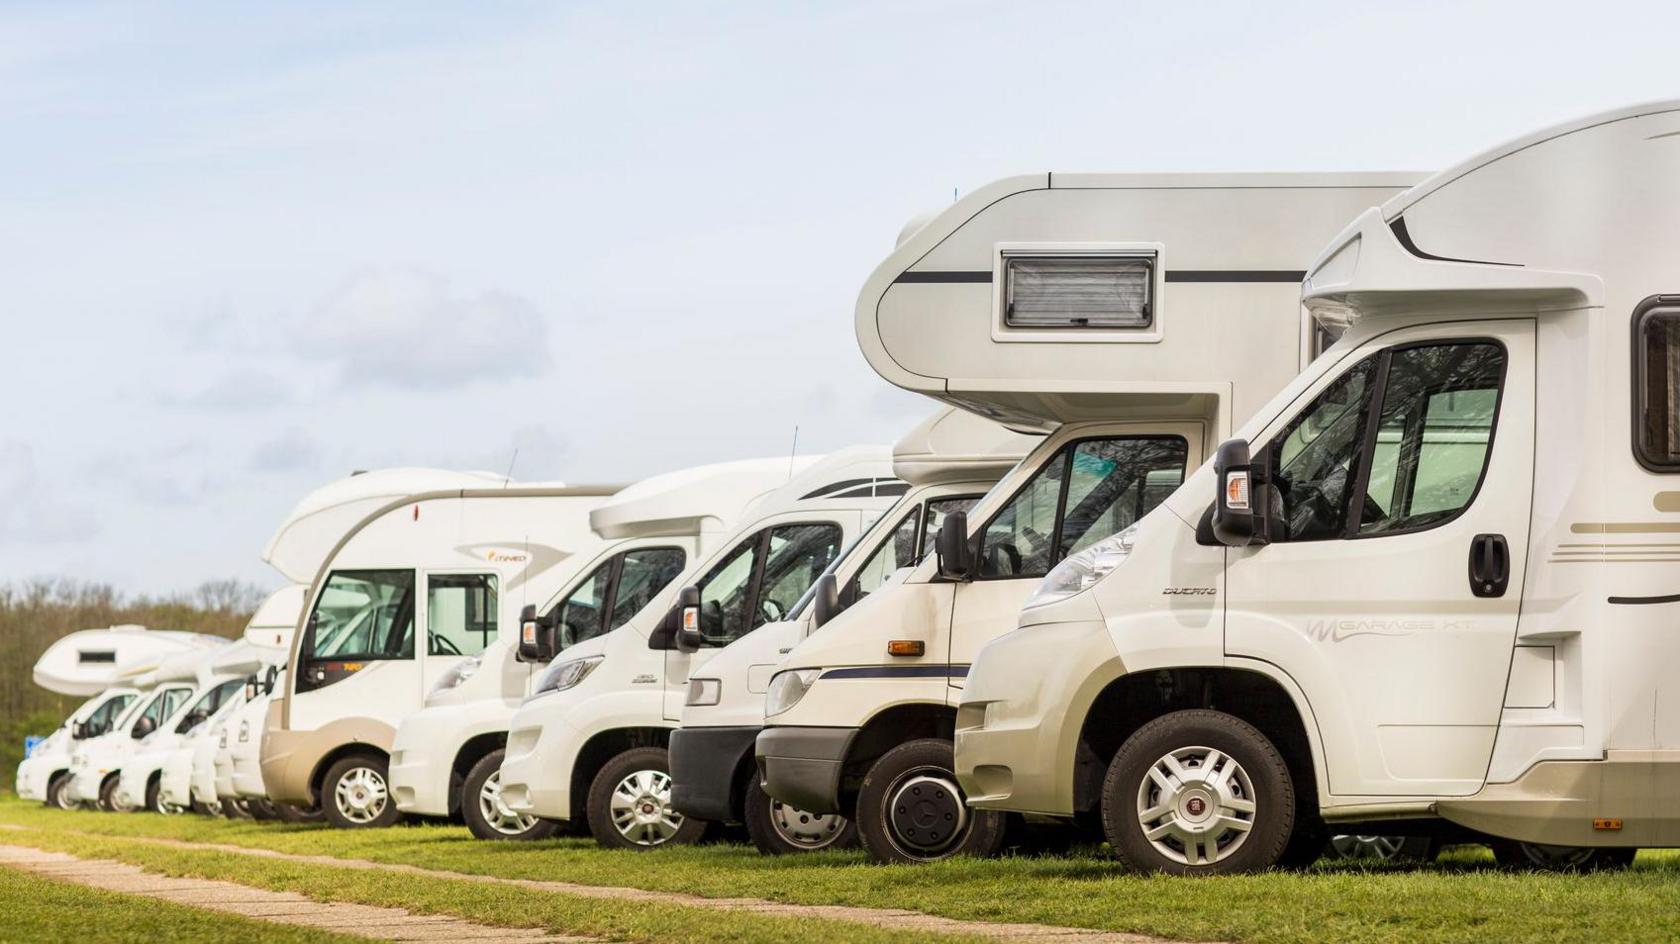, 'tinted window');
175,679,243,734
427,573,497,657
308,570,415,660
979,450,1066,577
549,547,686,653
1636,303,1680,469
1266,357,1378,542
696,524,843,645
853,508,921,599
84,695,134,737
